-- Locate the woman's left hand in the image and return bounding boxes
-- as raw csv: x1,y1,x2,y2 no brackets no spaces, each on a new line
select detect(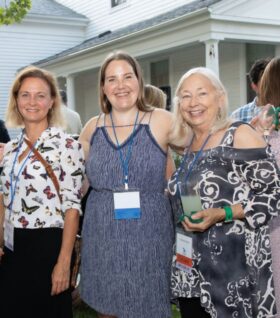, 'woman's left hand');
51,260,70,295
181,208,225,232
